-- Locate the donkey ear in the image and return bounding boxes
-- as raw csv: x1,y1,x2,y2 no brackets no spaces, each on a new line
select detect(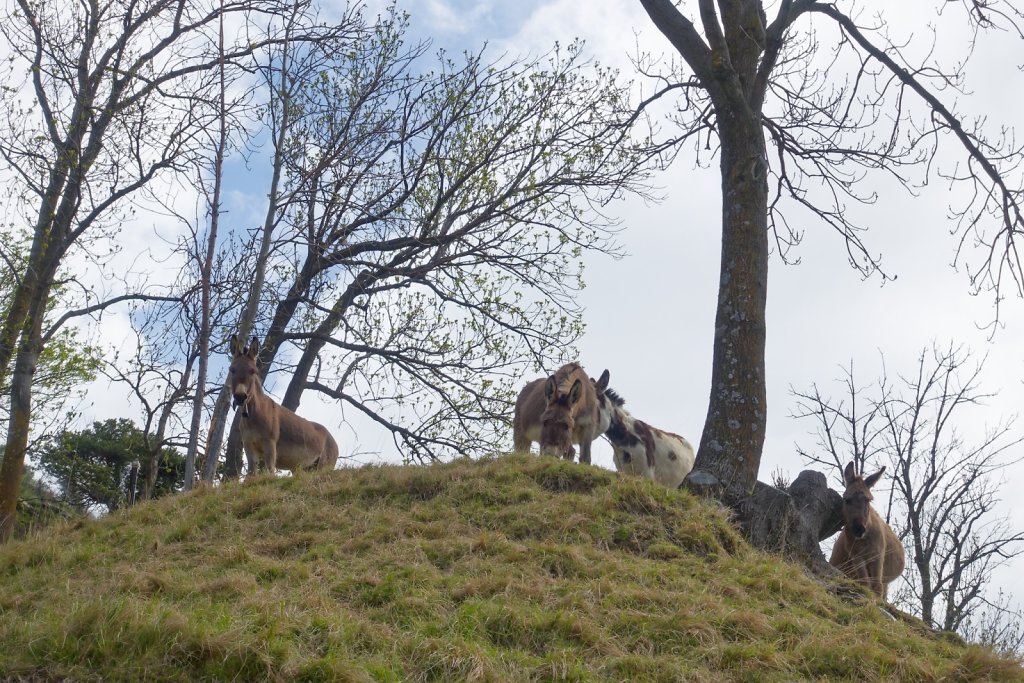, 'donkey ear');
843,461,857,485
863,467,886,489
545,376,557,401
230,335,242,357
247,336,260,359
568,378,583,404
595,369,610,392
